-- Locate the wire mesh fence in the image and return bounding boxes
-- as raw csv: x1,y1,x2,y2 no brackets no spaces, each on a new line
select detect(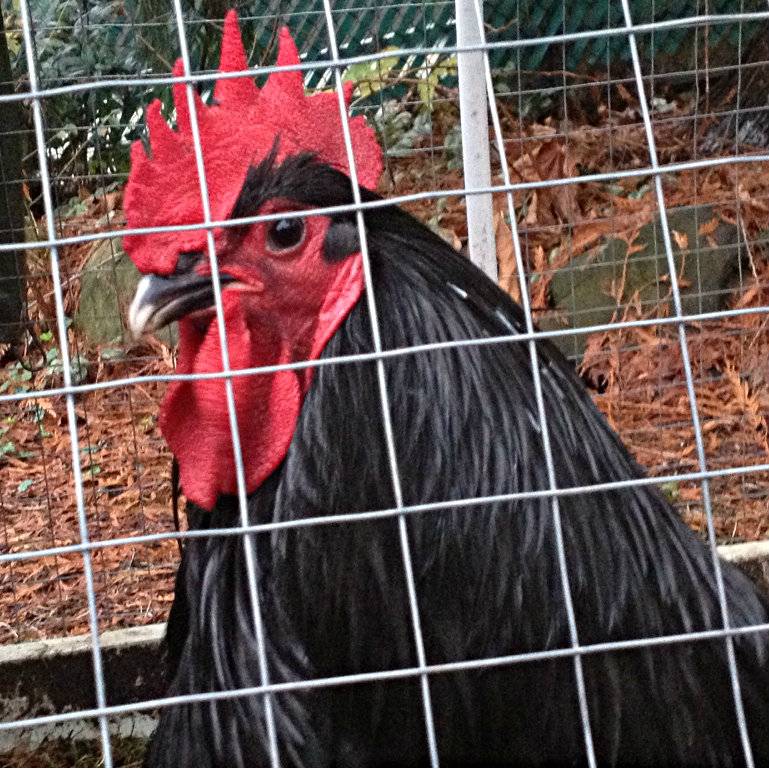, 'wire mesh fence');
1,0,769,766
